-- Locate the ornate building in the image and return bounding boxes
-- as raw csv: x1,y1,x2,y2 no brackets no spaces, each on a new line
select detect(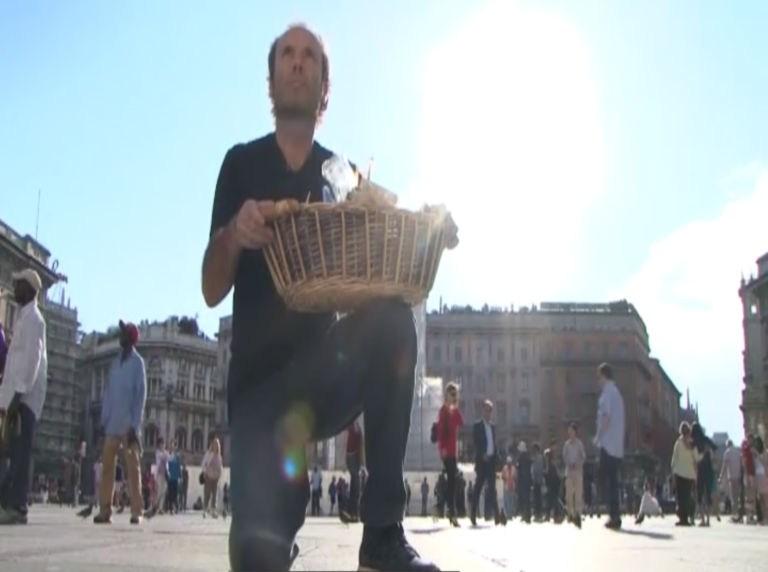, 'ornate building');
0,218,75,473
426,301,683,474
740,251,768,437
80,316,219,467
